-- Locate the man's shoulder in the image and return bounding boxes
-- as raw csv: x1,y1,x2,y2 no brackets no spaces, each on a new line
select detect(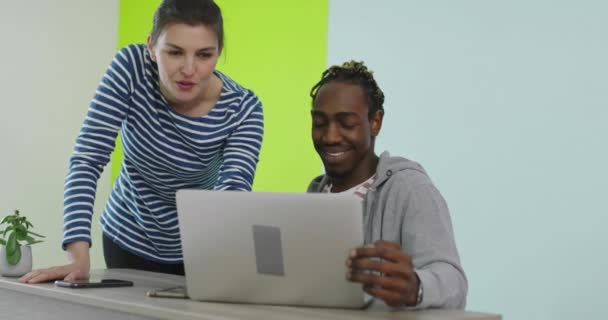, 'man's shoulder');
376,151,433,189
